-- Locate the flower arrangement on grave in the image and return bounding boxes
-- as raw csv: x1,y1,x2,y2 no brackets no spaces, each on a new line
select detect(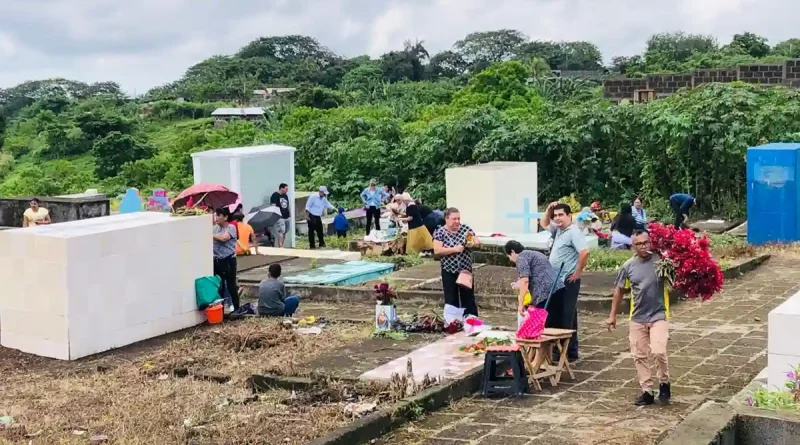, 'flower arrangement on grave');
647,222,723,301
747,364,800,408
374,282,396,306
374,282,398,331
172,205,210,217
